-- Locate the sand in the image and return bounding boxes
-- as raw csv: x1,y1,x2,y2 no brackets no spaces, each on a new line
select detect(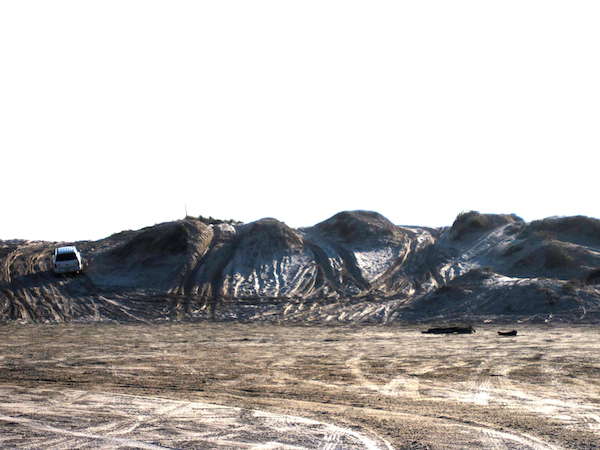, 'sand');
0,322,598,449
